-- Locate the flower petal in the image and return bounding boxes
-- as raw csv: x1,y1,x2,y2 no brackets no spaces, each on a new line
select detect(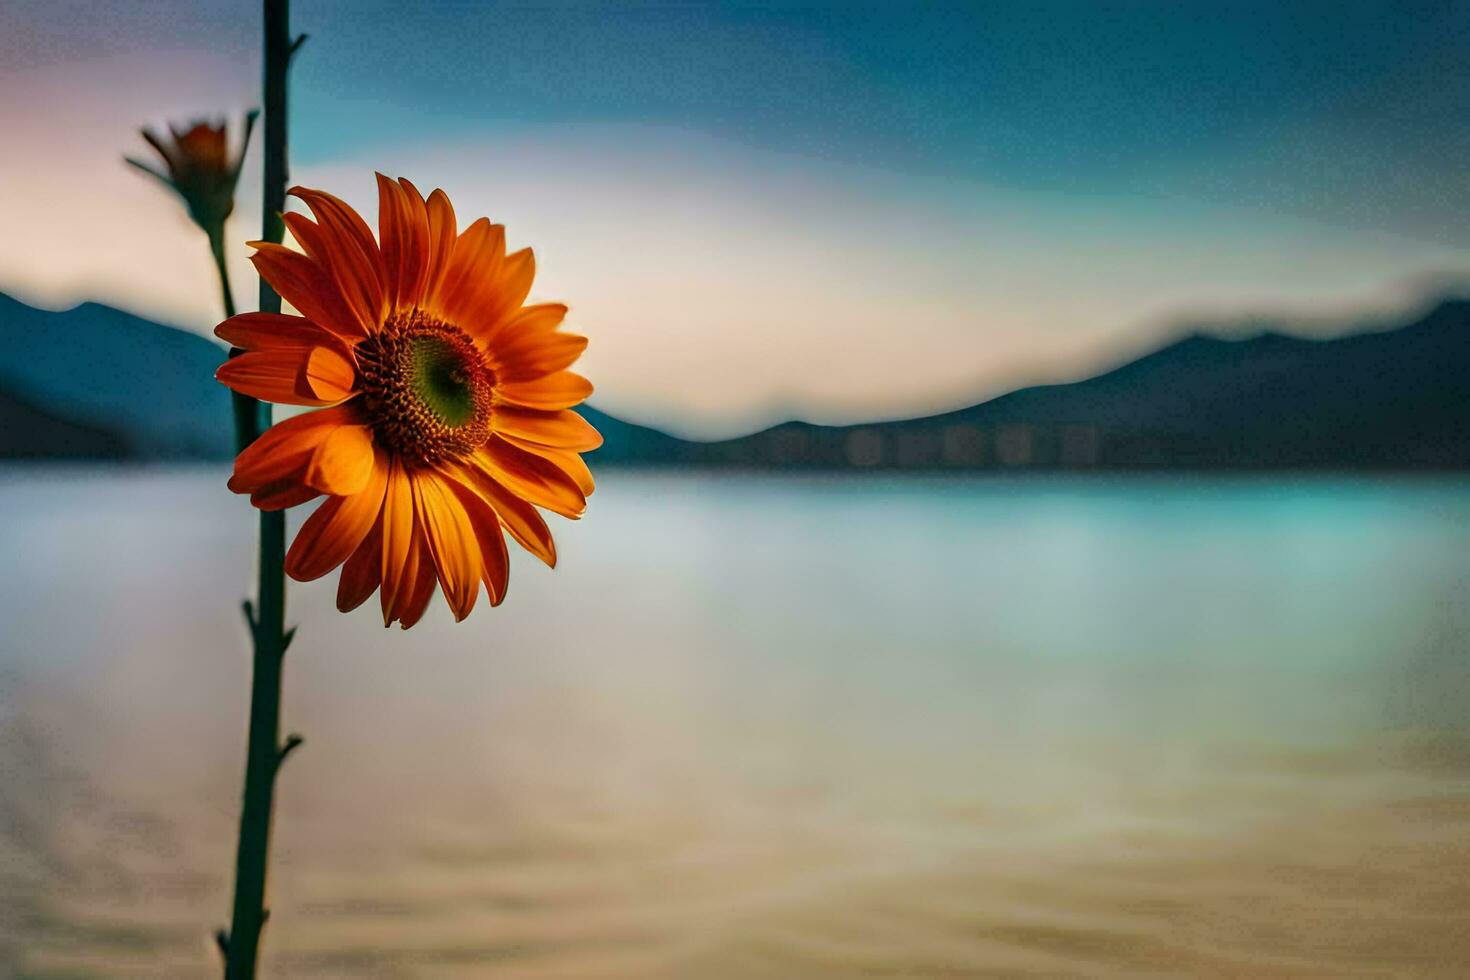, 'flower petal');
304,424,377,495
475,437,587,519
377,173,430,312
216,349,351,406
490,331,588,383
421,187,457,310
286,446,389,581
228,404,359,494
292,186,381,263
250,478,321,511
477,247,535,332
446,460,557,567
543,448,596,497
249,241,367,339
289,185,387,330
304,345,357,401
337,518,383,612
412,469,481,622
494,407,602,451
215,312,353,356
444,473,510,605
395,534,439,629
495,371,593,411
282,212,382,336
378,458,417,626
499,440,596,497
140,127,181,175
478,302,566,348
433,217,504,328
